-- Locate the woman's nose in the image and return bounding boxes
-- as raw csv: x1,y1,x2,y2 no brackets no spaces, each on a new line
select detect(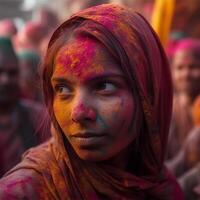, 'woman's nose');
70,97,97,123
